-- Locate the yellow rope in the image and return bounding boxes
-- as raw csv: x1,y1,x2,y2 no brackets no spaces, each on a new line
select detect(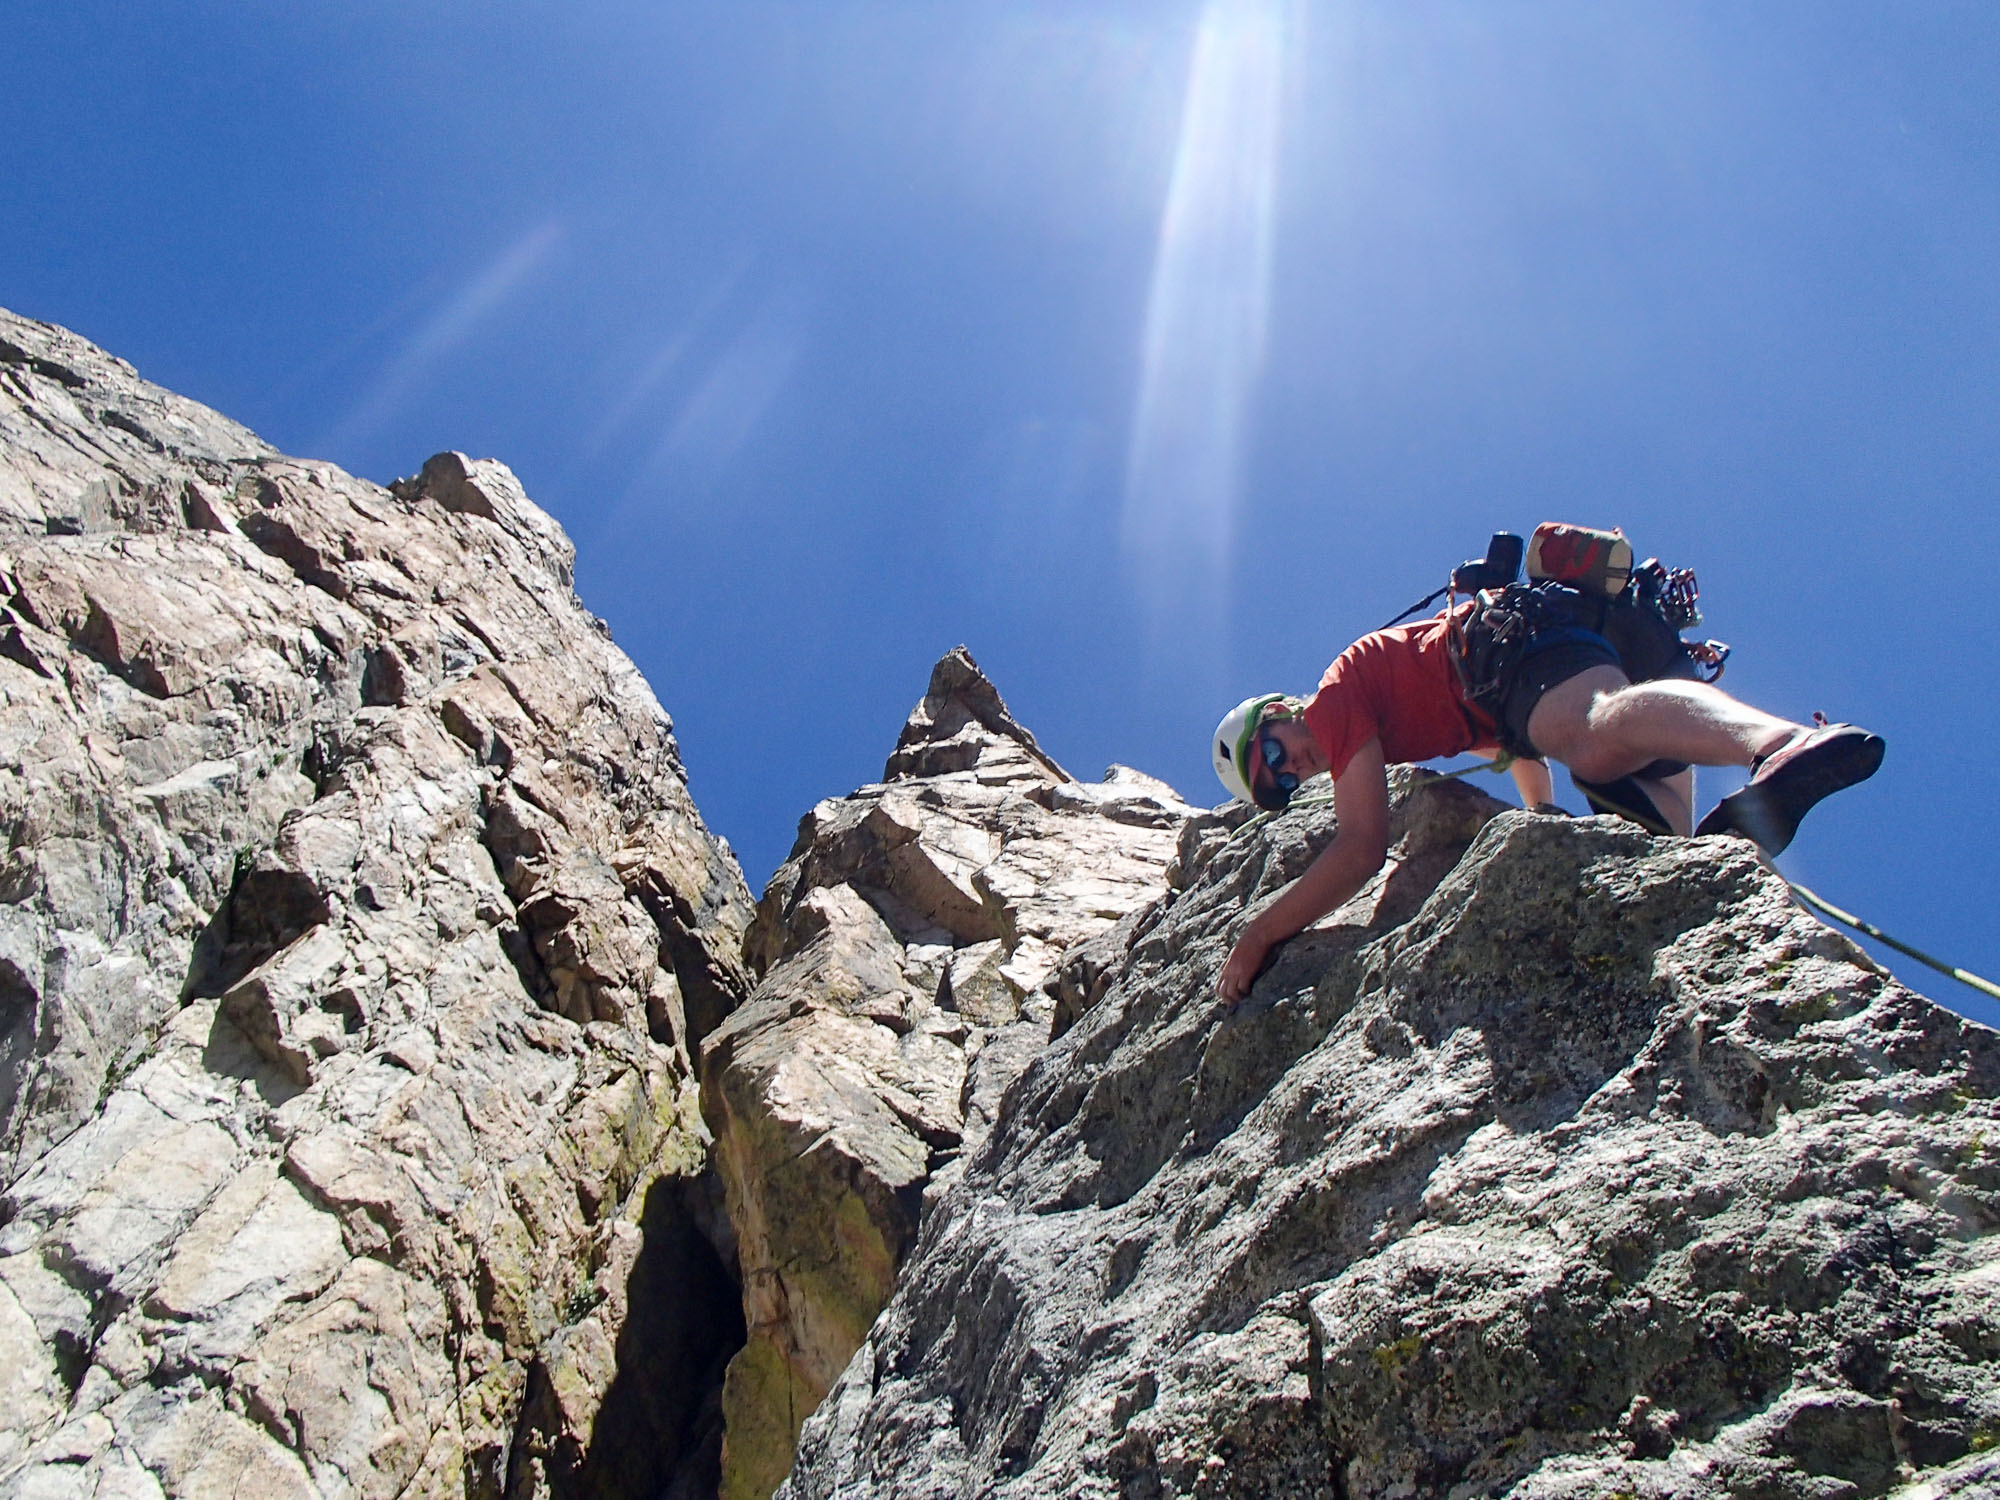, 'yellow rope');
1788,882,2000,1005
1417,754,1513,782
